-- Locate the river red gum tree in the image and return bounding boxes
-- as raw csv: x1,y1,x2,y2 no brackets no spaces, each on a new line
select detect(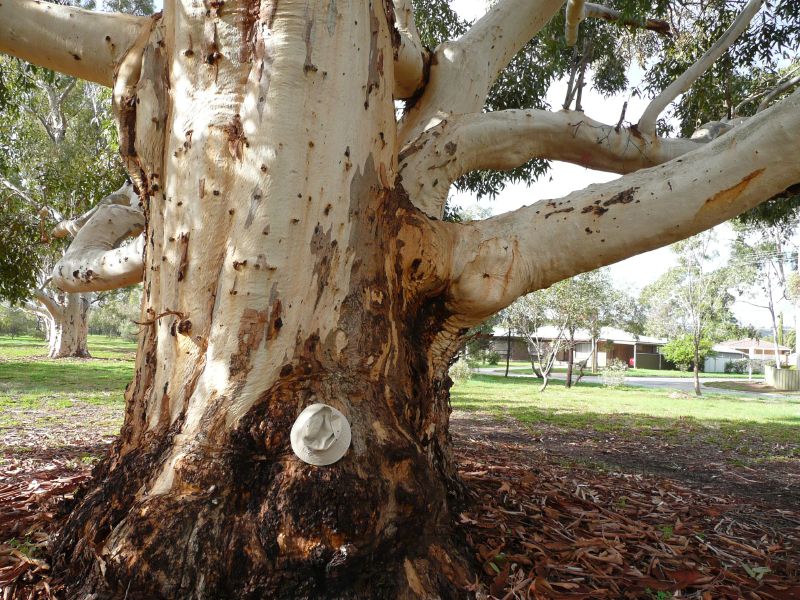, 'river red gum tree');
1,0,799,596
